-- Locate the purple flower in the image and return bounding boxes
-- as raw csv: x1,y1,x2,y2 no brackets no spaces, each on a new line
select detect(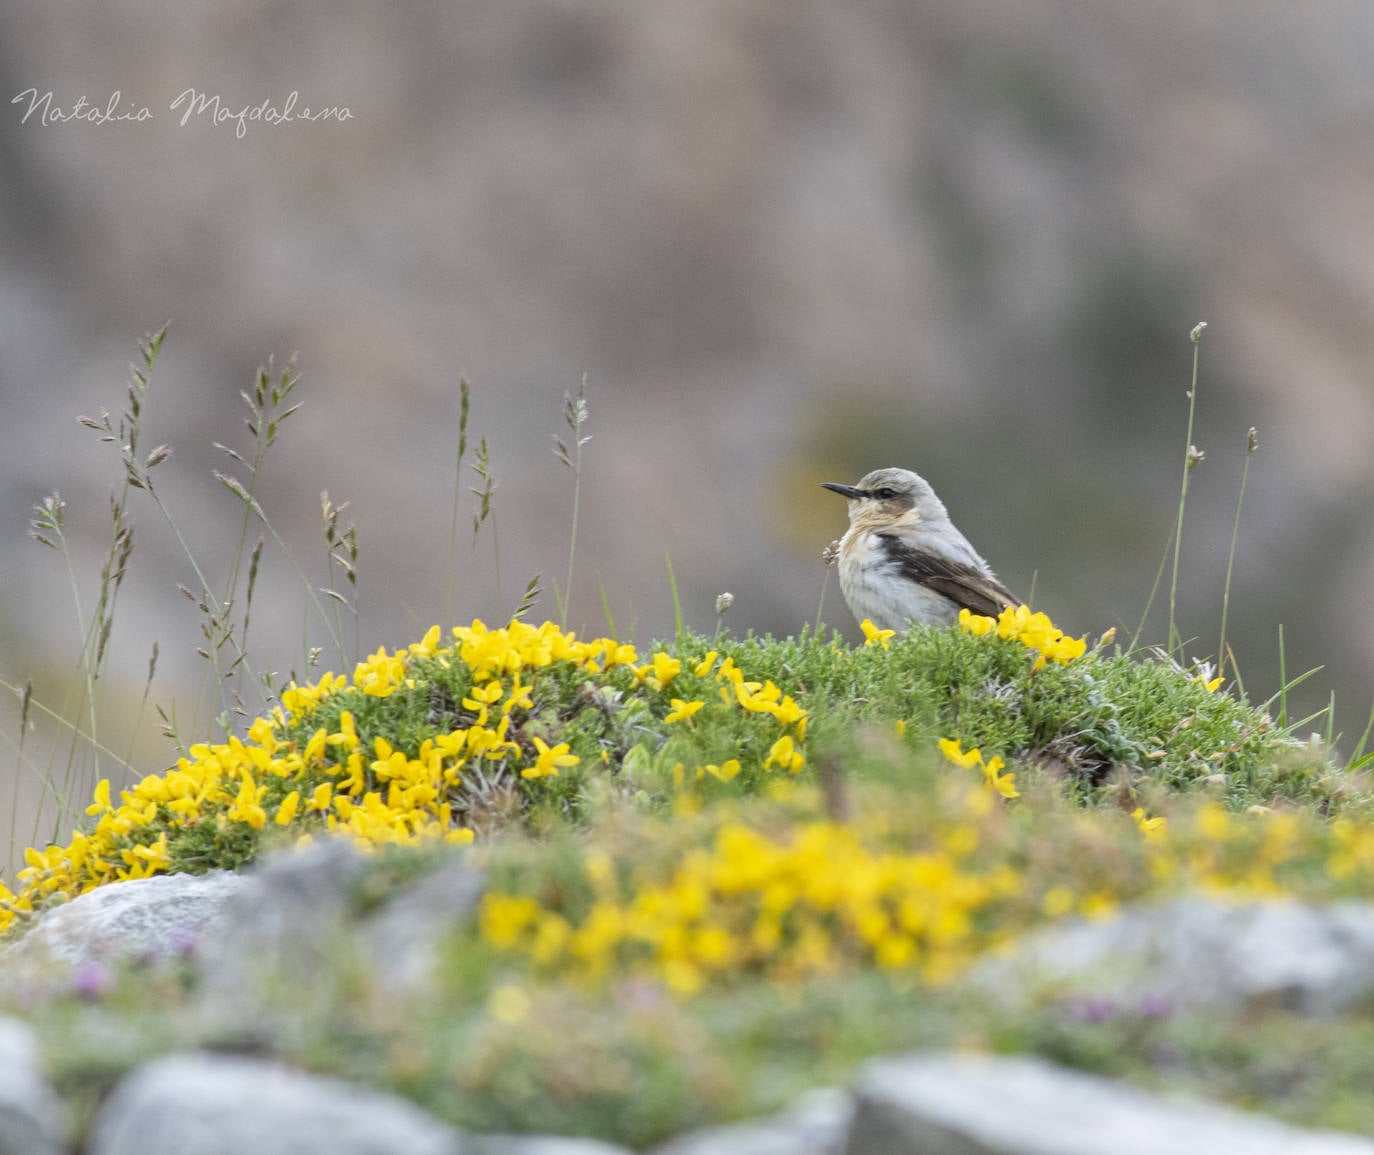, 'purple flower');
72,960,114,1002
168,926,199,959
1137,990,1175,1020
1064,994,1117,1023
